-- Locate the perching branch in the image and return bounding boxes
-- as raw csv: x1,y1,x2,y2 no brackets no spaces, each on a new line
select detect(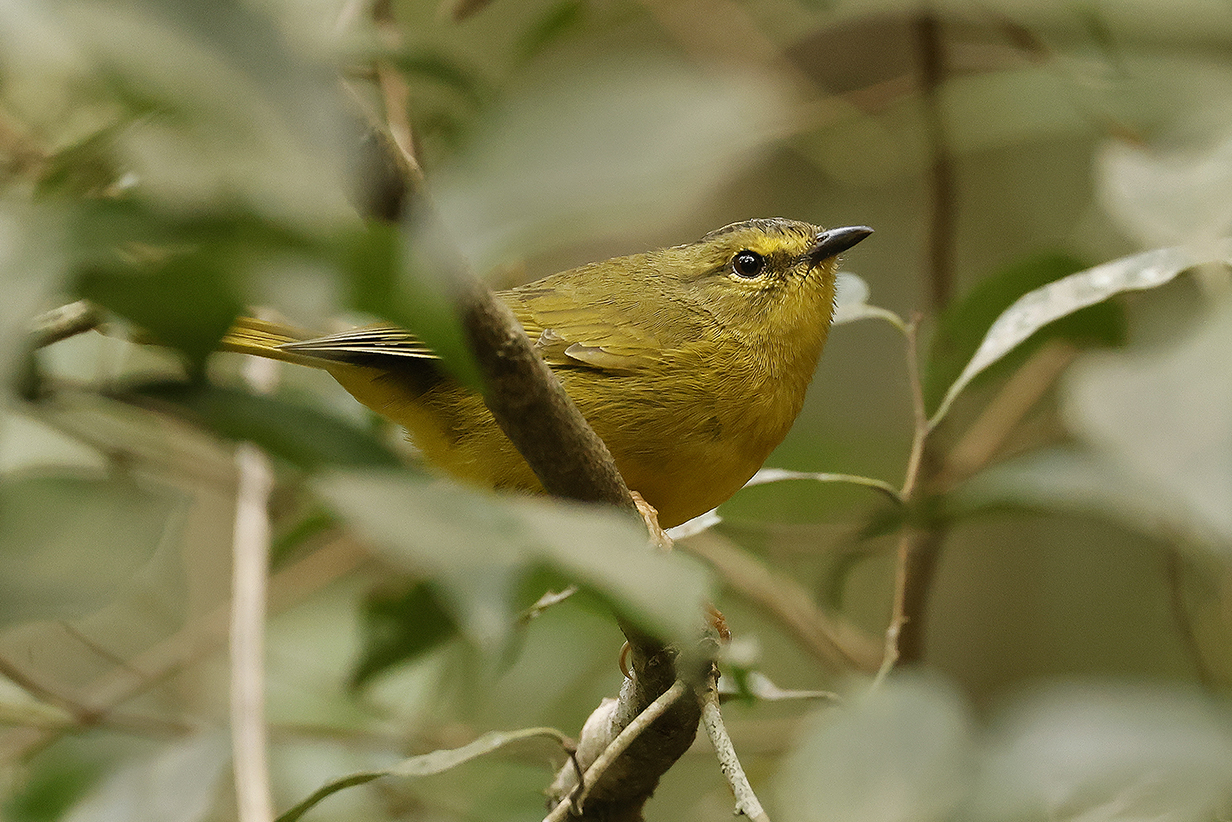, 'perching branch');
372,112,694,822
